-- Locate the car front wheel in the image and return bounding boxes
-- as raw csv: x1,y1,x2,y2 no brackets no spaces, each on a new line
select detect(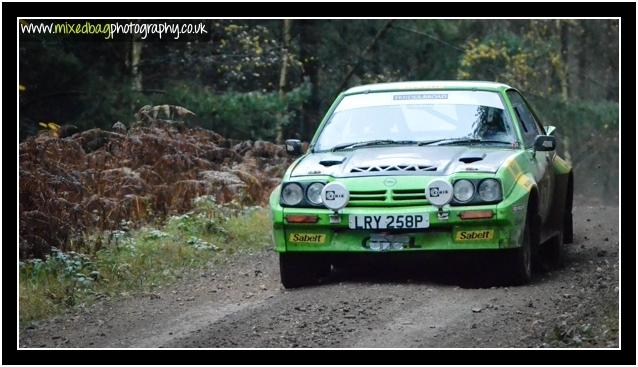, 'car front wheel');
506,212,533,285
